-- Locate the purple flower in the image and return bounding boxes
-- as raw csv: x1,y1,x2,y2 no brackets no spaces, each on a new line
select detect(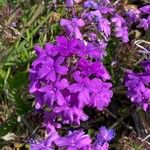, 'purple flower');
99,6,114,14
112,14,129,43
86,10,102,22
125,67,150,111
97,126,115,145
125,8,140,23
30,131,59,150
93,142,109,150
66,0,74,7
139,5,150,15
54,104,88,125
53,36,78,56
138,18,149,31
68,71,91,108
140,60,150,71
84,0,98,9
38,78,69,107
60,18,85,39
98,18,111,37
90,78,113,110
93,126,115,150
76,41,101,59
77,59,111,81
38,56,68,82
55,130,92,149
44,112,61,134
100,0,111,5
